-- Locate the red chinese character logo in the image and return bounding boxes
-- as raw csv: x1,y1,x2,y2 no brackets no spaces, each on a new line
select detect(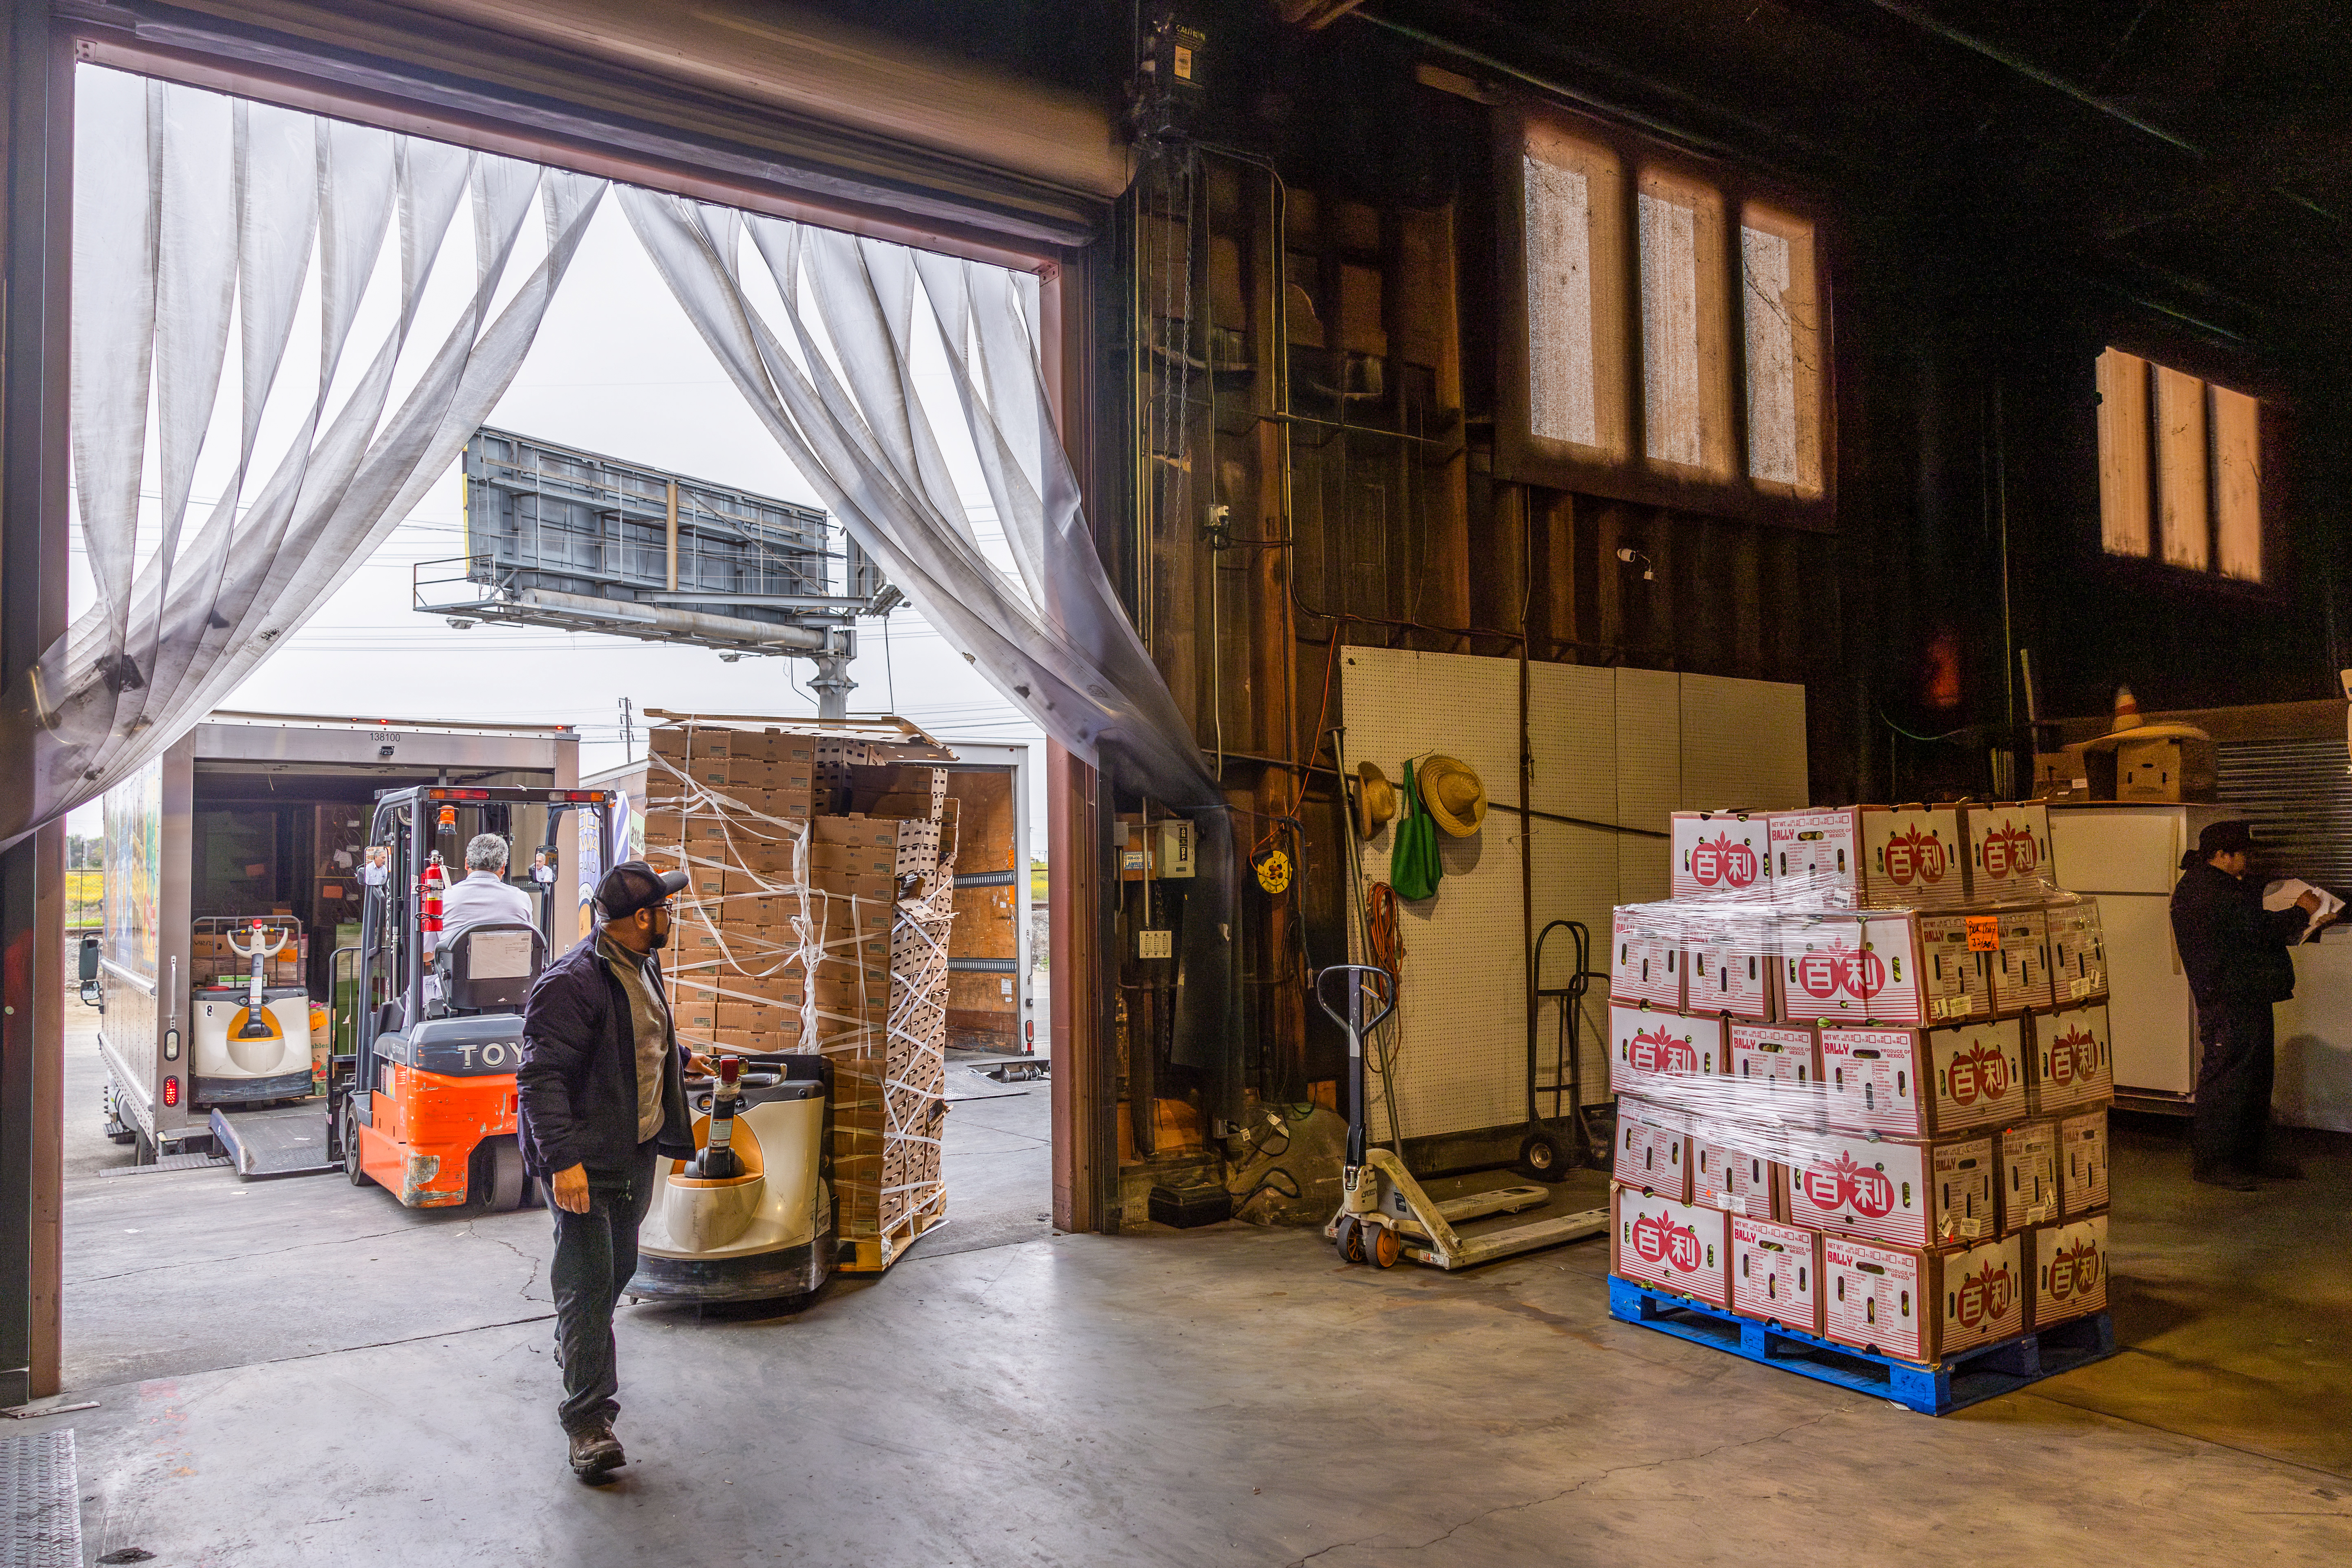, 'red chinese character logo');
1981,822,2041,878
2047,1238,2101,1301
1796,944,1887,1001
1947,1042,2012,1105
2049,1027,2094,1086
1955,1261,2016,1327
1801,1151,1898,1217
1693,831,1759,890
1884,827,1949,887
1629,1026,1700,1077
1631,1212,1702,1272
